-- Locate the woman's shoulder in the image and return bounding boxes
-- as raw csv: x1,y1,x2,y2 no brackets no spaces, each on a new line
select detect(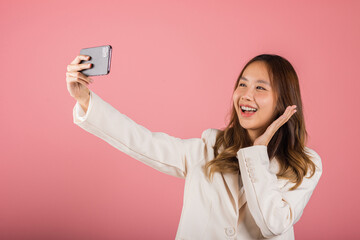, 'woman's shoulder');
200,128,222,147
304,146,323,171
